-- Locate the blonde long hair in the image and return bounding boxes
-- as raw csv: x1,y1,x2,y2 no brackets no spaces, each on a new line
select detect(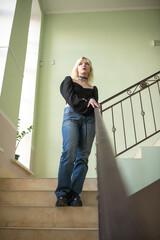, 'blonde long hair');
71,57,94,85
